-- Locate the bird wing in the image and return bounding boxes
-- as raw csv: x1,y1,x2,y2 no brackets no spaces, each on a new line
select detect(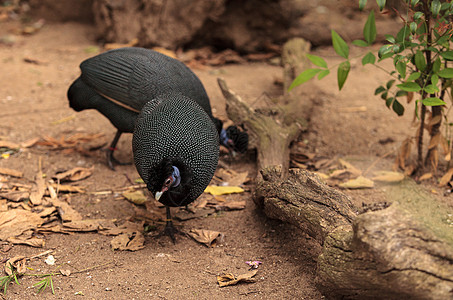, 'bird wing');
79,48,158,111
